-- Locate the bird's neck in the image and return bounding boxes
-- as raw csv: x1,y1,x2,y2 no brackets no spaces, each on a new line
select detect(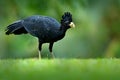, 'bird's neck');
60,25,70,33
